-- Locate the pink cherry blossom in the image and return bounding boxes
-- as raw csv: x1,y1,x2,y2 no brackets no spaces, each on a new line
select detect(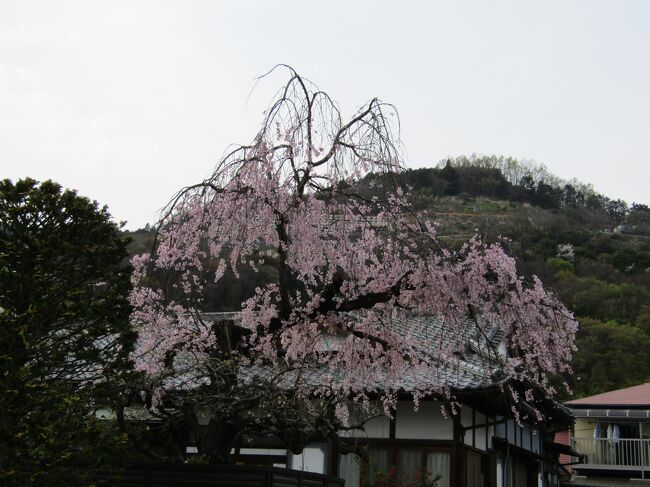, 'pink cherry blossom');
130,67,577,421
